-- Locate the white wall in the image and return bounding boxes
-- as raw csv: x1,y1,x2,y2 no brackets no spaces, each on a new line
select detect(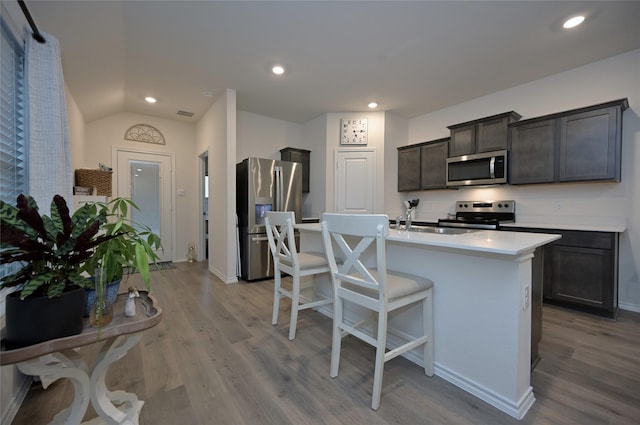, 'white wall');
301,115,328,218
66,88,86,170
236,110,302,161
85,112,198,264
393,49,640,311
384,112,409,217
197,89,238,283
